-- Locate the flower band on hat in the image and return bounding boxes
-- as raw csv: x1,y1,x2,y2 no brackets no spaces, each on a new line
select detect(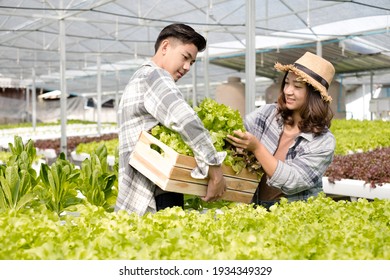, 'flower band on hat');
274,52,335,103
